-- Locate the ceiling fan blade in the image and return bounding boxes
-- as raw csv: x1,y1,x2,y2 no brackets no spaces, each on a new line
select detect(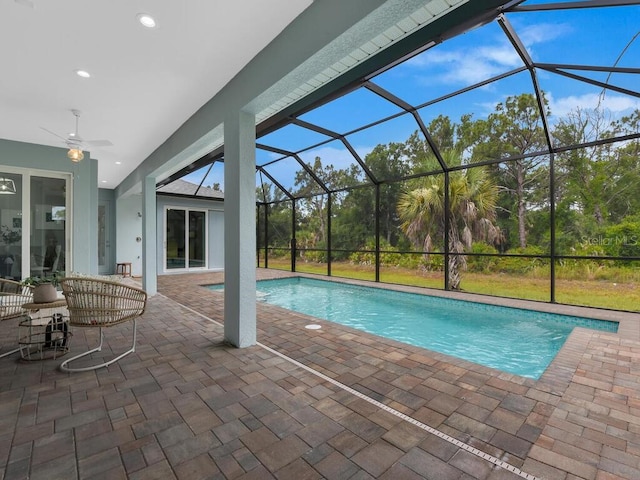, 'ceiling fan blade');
40,127,68,142
85,139,113,147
